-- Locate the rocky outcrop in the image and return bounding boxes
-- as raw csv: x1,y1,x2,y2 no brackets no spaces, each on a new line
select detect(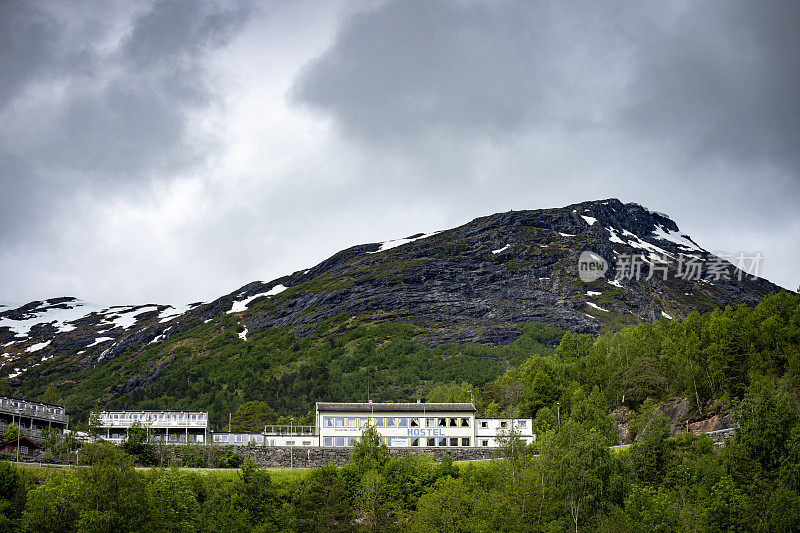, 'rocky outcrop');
689,411,735,434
